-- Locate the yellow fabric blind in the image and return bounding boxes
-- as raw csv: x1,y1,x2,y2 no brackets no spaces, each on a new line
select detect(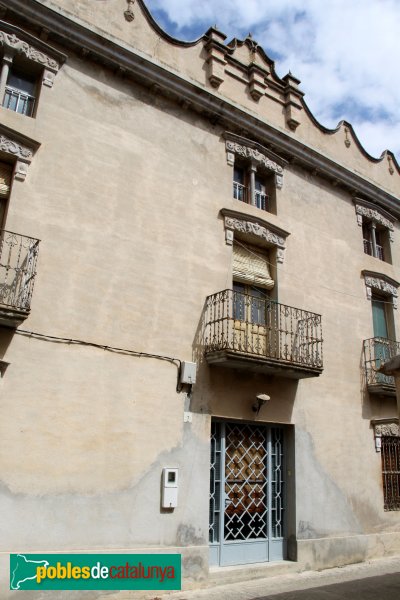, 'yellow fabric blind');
233,243,274,289
0,163,12,198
